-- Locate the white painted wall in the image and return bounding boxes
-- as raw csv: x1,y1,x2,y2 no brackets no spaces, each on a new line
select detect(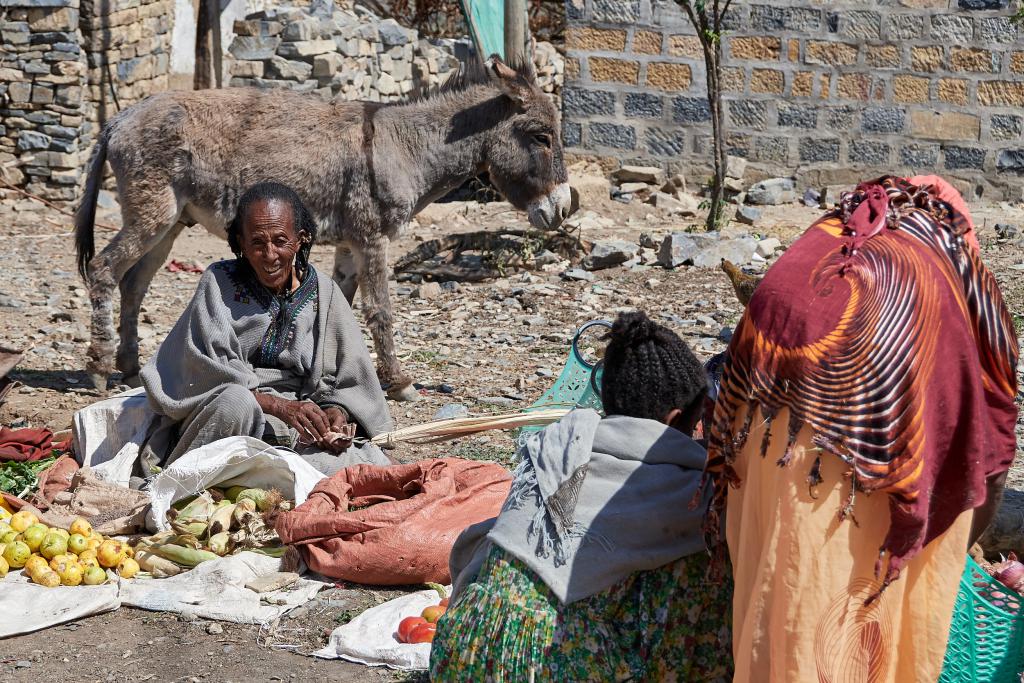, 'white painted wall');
170,0,267,80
